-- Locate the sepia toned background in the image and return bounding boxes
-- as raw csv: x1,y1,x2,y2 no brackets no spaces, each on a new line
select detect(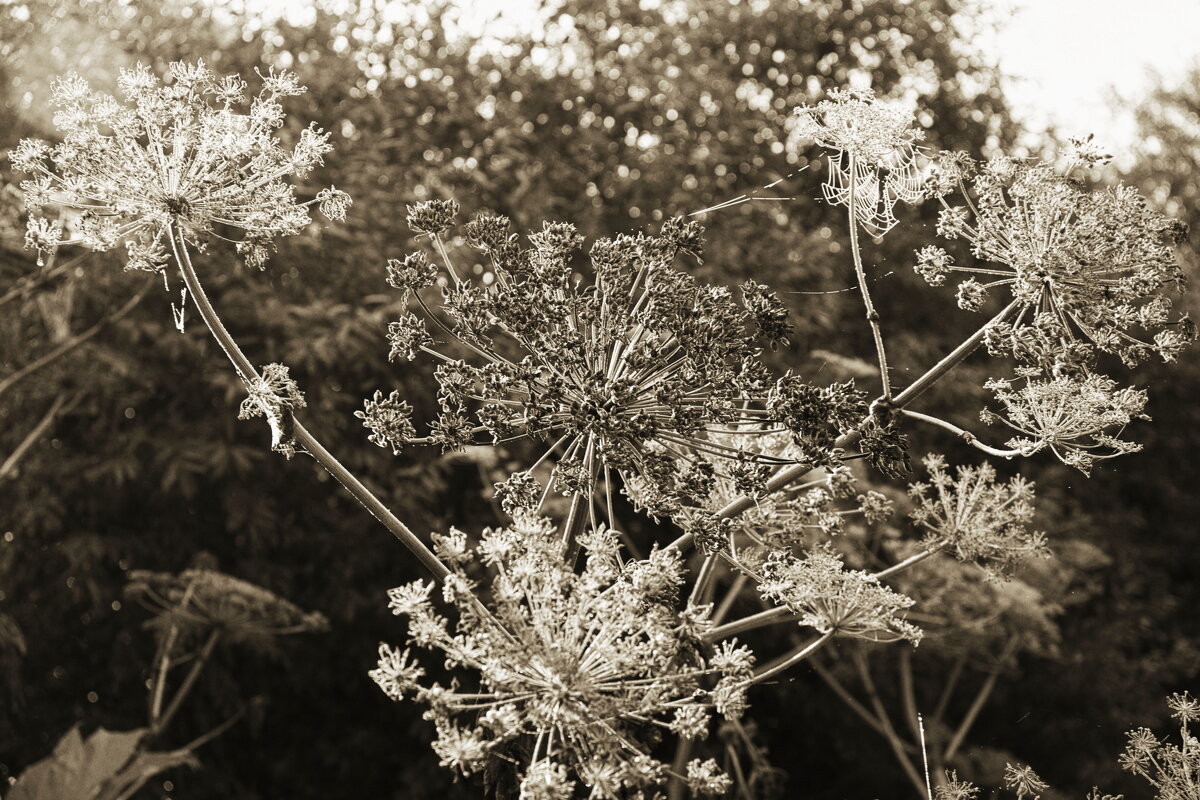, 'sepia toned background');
2,1,1198,797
